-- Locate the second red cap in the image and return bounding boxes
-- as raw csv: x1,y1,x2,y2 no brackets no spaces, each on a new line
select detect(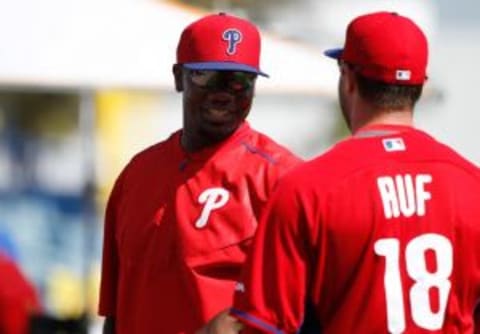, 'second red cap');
325,11,428,85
